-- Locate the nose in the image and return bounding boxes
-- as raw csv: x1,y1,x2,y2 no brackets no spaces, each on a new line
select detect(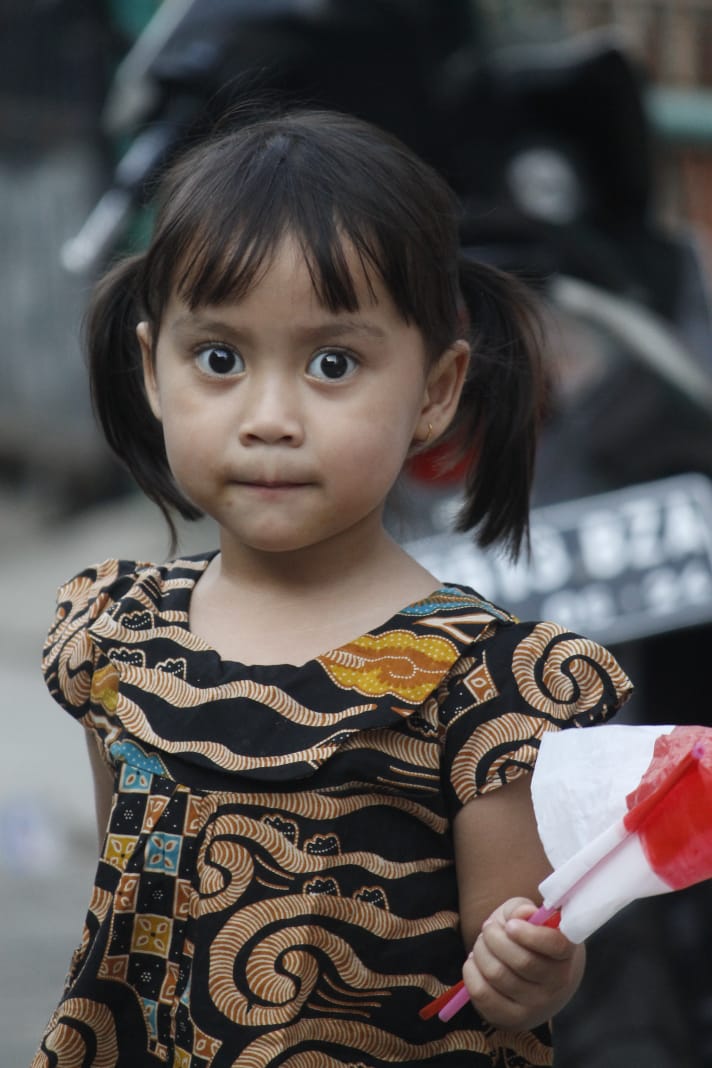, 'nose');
237,373,304,446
